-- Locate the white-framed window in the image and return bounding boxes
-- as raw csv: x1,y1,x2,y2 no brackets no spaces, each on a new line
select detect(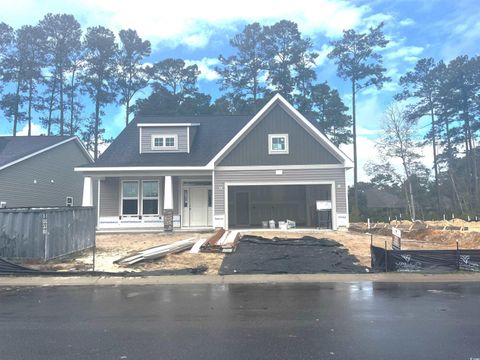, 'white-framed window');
142,180,159,215
122,181,139,216
268,134,289,154
151,134,178,150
